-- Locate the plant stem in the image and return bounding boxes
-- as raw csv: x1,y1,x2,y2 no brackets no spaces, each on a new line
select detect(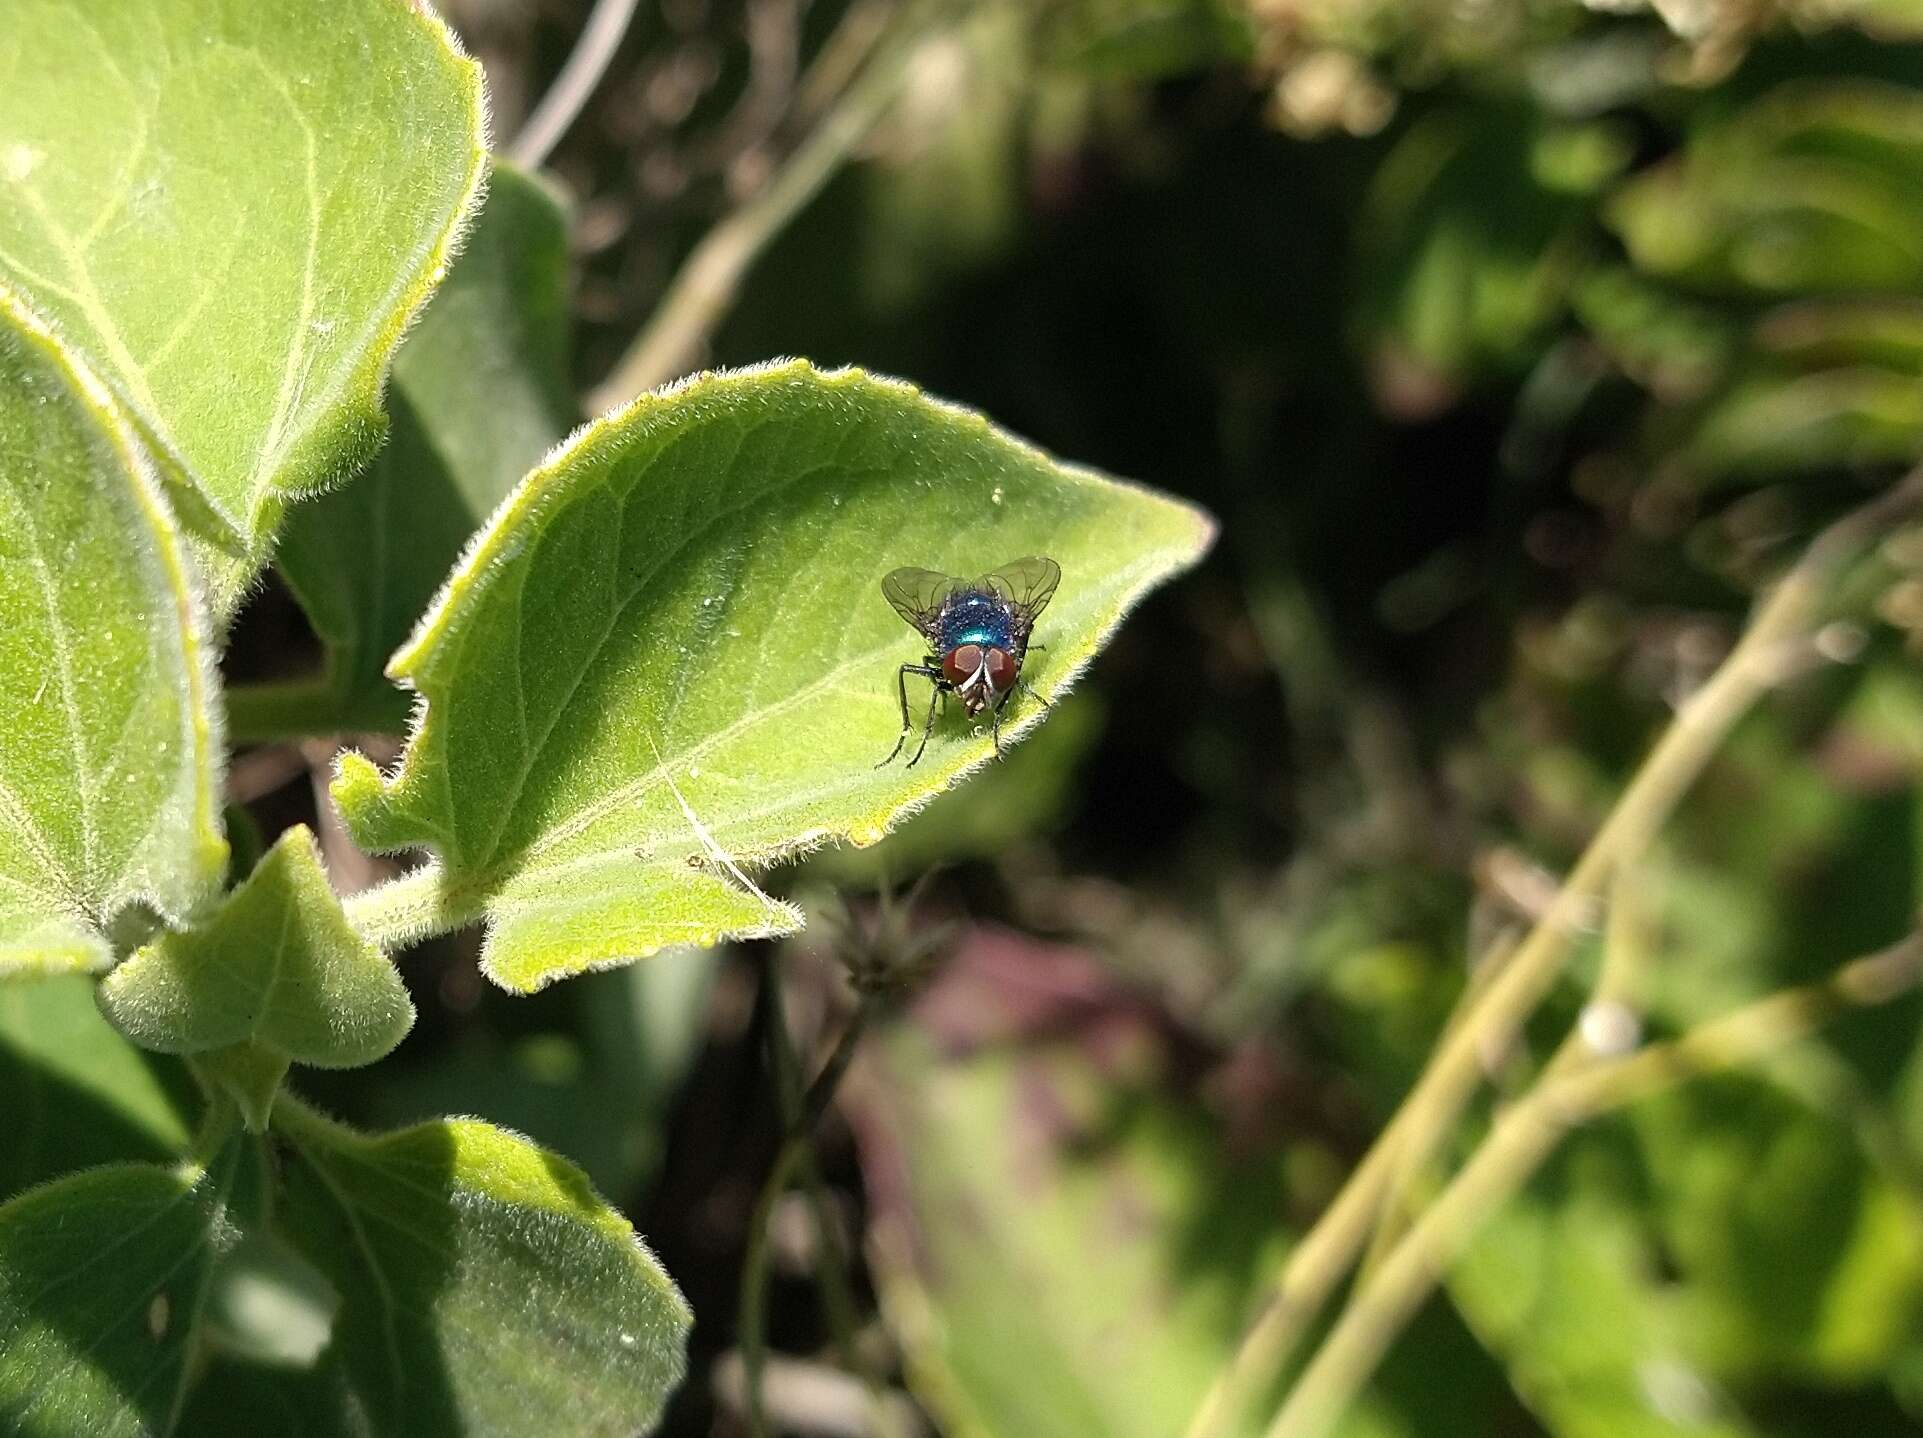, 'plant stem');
740,970,875,1438
507,0,644,170
223,679,347,744
1359,859,1656,1281
765,984,874,1382
186,1085,242,1168
586,3,943,412
1355,930,1517,1281
339,862,482,951
1183,471,1923,1438
1264,933,1923,1438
